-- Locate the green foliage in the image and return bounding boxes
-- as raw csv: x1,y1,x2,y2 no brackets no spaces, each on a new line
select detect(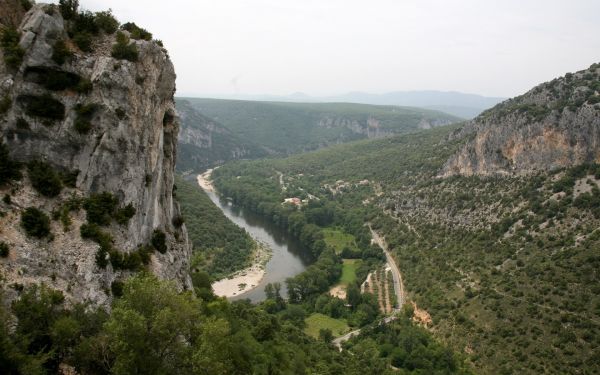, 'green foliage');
16,117,29,129
51,38,73,65
121,22,152,40
72,31,92,52
175,176,256,279
80,222,112,268
0,26,24,70
115,203,135,225
58,0,79,20
111,31,138,62
94,10,119,34
150,229,167,253
0,241,8,257
24,66,83,91
73,103,99,134
83,192,118,226
18,94,65,121
181,97,460,155
0,95,11,114
27,160,63,197
21,207,51,238
348,315,472,374
0,142,22,185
